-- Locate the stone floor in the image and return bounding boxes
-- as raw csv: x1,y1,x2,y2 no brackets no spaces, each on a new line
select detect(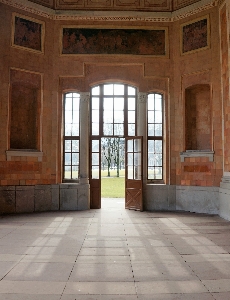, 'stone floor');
1,198,230,299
